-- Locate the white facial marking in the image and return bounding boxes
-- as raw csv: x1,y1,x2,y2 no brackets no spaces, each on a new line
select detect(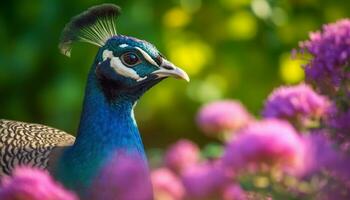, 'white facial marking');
103,49,148,82
119,44,129,48
110,57,145,81
102,50,114,61
135,47,159,67
160,59,176,70
136,76,148,82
